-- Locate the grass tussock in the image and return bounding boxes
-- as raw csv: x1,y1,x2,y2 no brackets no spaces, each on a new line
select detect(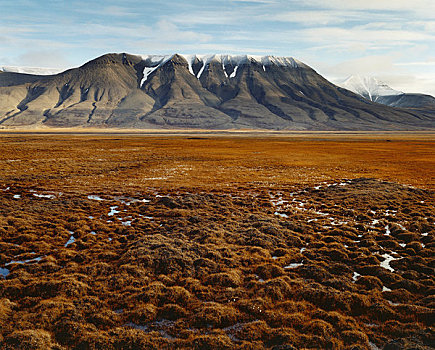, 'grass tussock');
0,136,433,348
